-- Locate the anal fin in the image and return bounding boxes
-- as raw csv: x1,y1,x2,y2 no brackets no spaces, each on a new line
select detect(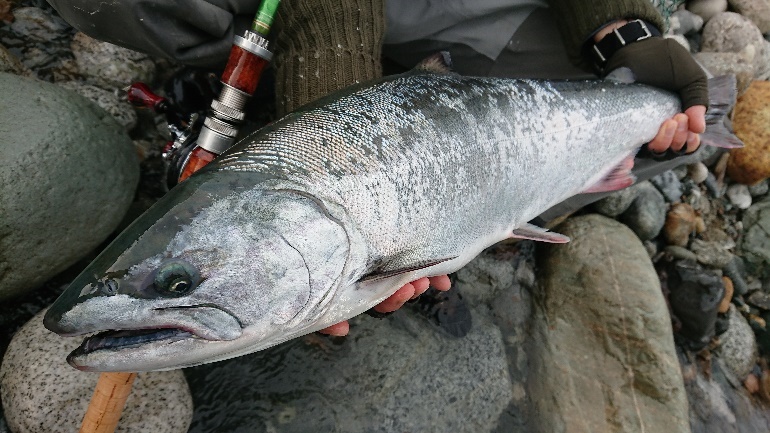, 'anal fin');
583,154,636,193
511,223,570,243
